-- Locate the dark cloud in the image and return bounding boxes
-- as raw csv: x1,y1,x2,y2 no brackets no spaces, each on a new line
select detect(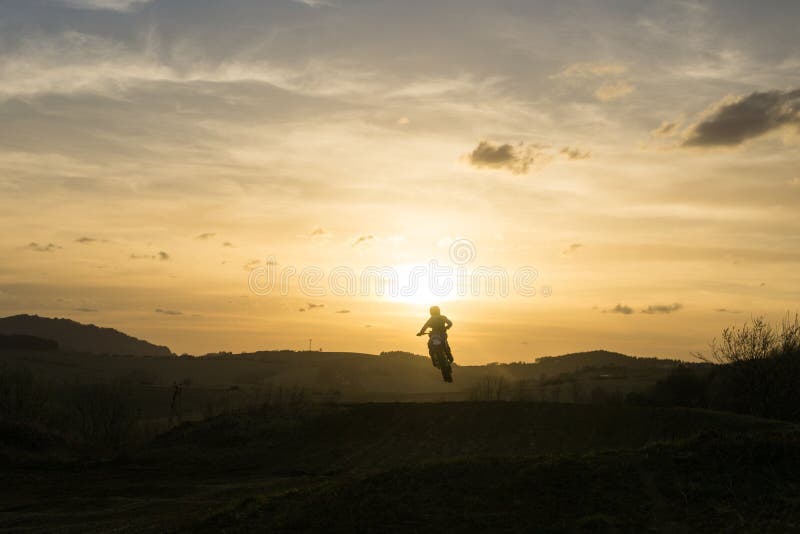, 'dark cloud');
467,140,537,174
158,251,170,261
604,304,634,315
335,309,350,314
222,241,233,247
28,242,59,252
306,302,325,310
196,233,216,240
298,308,306,312
641,303,682,314
75,236,98,244
683,88,800,147
560,147,591,160
155,308,182,315
352,234,374,247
